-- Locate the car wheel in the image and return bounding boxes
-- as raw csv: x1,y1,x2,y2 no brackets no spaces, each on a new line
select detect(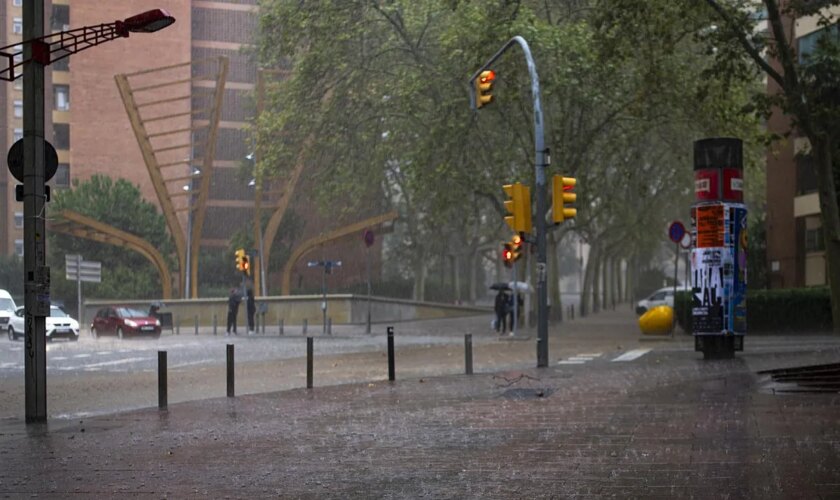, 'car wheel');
70,334,79,342
91,327,98,339
7,327,14,341
117,327,125,340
